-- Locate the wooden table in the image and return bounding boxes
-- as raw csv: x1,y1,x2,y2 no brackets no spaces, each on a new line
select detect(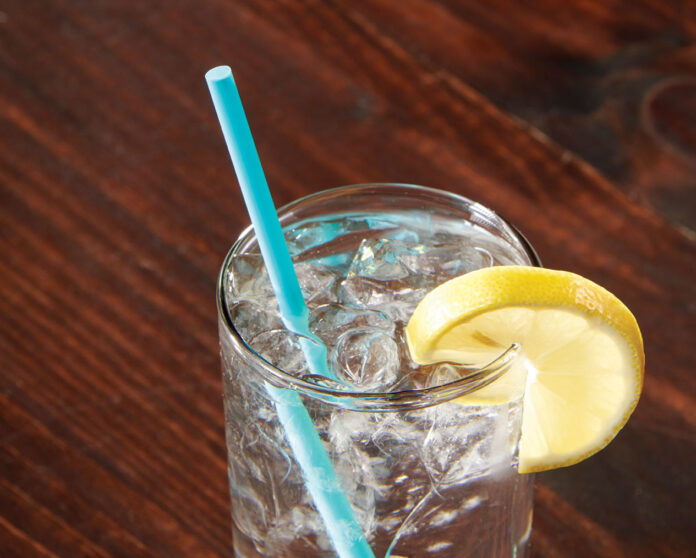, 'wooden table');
2,1,694,557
